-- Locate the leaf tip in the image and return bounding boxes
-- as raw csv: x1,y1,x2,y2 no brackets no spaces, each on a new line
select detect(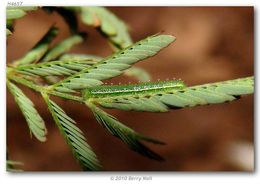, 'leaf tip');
166,34,176,43
156,34,176,45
